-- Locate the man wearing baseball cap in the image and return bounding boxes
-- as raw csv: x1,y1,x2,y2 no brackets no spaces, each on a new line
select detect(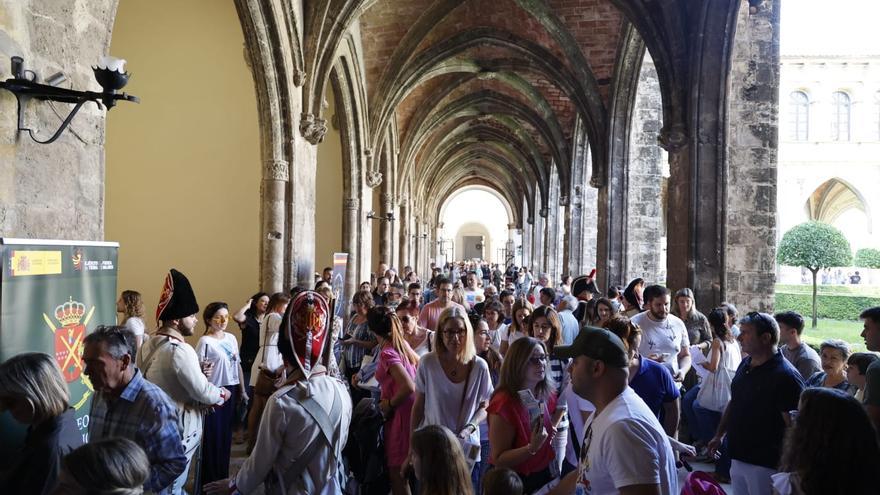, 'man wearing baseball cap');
546,327,678,494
